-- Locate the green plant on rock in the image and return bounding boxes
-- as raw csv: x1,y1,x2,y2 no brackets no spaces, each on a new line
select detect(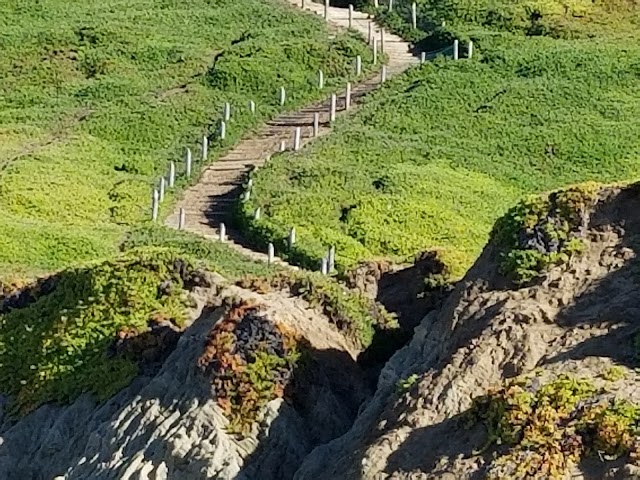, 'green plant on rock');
492,183,600,285
469,373,640,479
0,248,195,414
396,373,419,395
